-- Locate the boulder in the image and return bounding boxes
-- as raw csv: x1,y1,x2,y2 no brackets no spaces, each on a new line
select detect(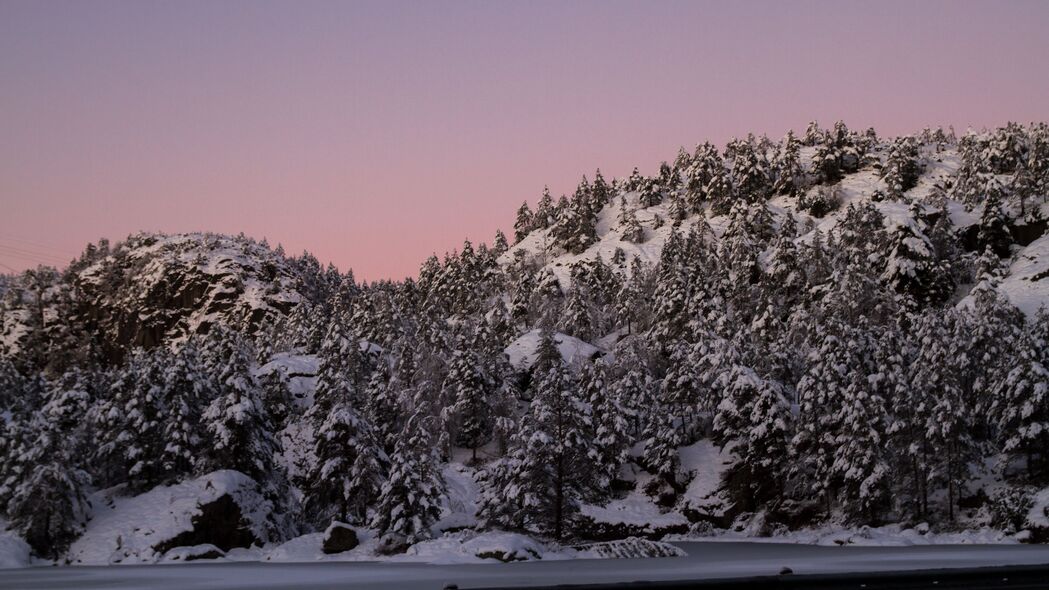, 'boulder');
160,544,226,562
153,494,258,555
321,522,359,555
375,533,409,556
